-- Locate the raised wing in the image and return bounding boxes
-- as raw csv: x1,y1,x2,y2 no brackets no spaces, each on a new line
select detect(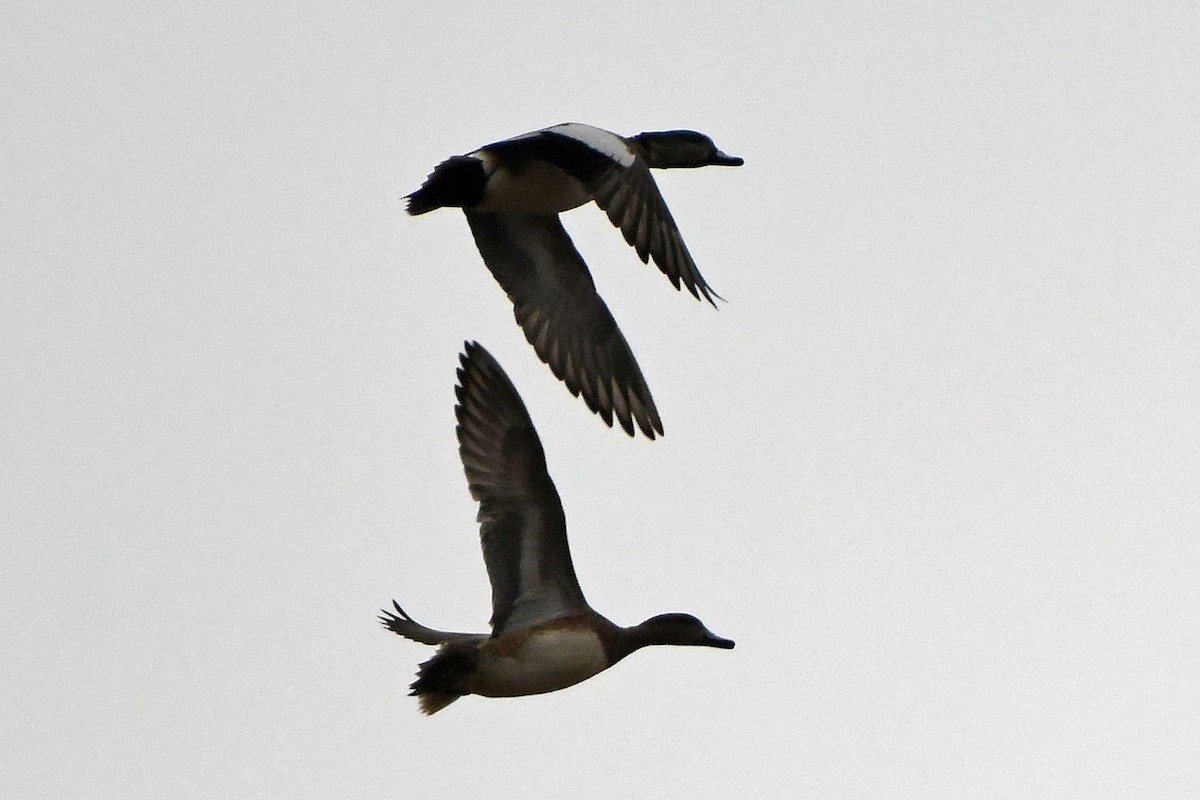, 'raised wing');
455,342,591,635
